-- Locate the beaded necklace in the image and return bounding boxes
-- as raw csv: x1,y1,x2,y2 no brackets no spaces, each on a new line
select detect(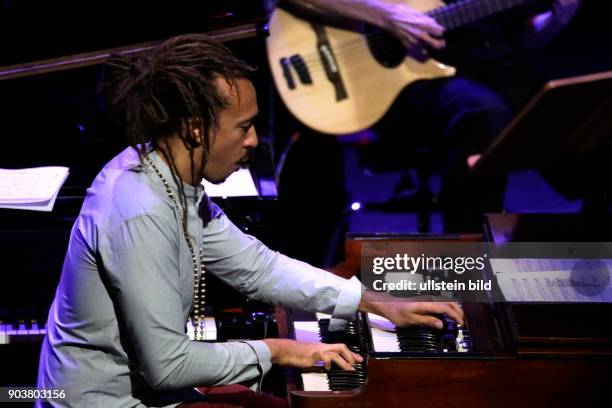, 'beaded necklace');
144,154,206,341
